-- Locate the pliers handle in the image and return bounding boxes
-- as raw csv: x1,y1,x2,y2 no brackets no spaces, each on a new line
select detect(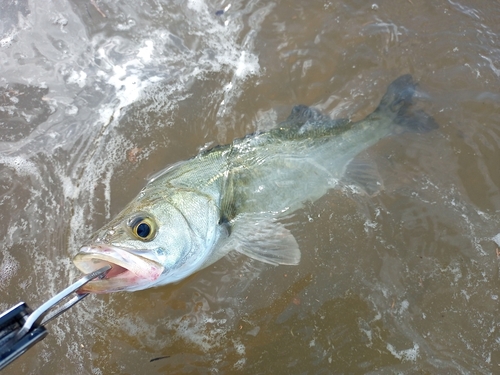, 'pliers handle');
0,265,110,371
